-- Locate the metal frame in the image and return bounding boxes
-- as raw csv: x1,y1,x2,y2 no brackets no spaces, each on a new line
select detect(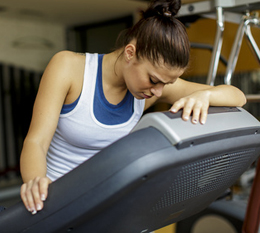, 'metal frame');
225,13,260,85
178,0,260,86
207,7,225,86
